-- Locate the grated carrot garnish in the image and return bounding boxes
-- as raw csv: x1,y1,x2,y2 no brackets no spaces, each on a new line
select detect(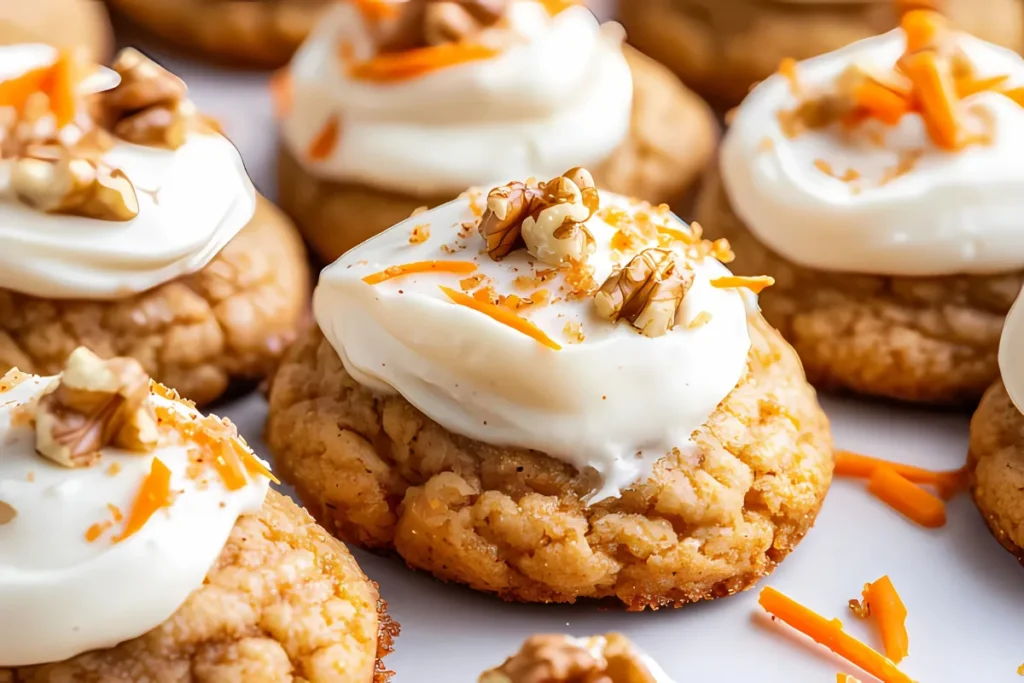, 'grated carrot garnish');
657,225,696,245
48,50,80,128
814,159,834,175
363,260,477,285
955,73,1009,98
901,9,946,53
269,69,292,119
779,57,800,95
349,43,500,82
900,50,960,149
834,450,964,499
212,442,247,492
863,576,910,664
308,114,341,160
351,0,398,21
758,587,914,683
867,466,947,528
854,79,911,125
538,0,580,15
439,285,561,351
1000,86,1024,107
84,521,110,543
0,65,52,111
710,275,775,294
113,457,173,543
233,439,280,485
837,675,863,683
